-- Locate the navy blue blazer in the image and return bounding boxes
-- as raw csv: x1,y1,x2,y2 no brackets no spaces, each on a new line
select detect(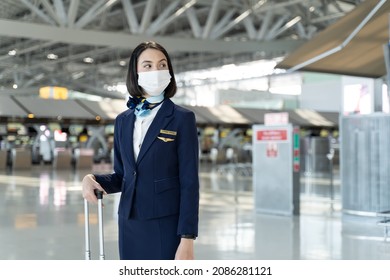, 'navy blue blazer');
94,98,199,236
